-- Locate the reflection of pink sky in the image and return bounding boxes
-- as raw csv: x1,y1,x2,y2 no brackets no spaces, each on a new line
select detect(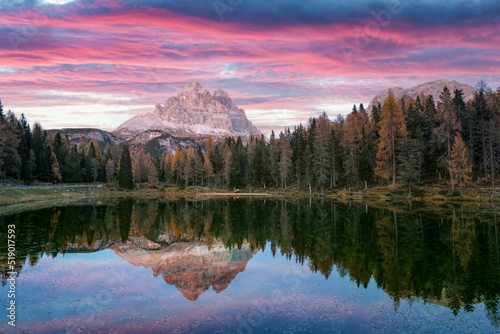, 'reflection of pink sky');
7,248,496,333
1,3,498,134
